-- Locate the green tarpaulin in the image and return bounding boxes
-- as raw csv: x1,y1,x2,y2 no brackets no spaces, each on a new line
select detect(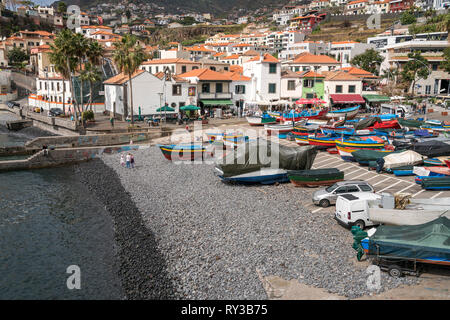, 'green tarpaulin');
180,105,200,111
363,95,391,103
156,106,175,112
368,217,450,261
202,99,234,106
